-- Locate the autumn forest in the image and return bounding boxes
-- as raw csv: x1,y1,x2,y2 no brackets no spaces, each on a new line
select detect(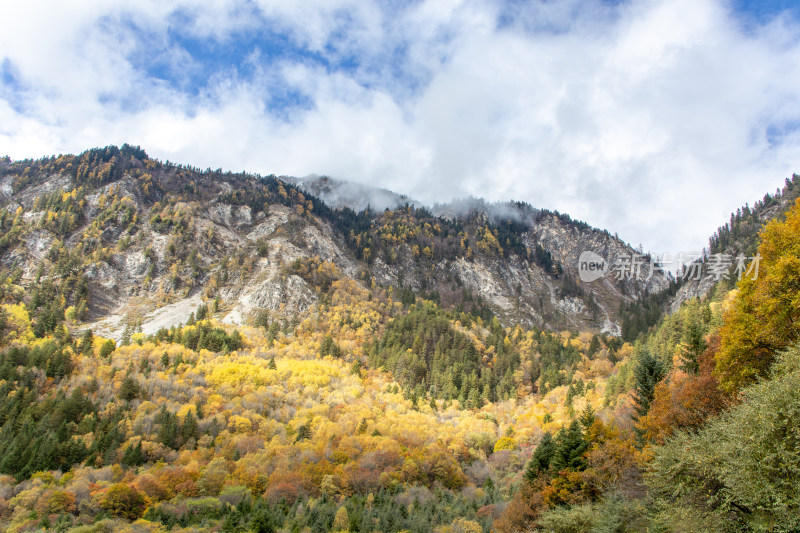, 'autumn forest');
0,147,798,532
